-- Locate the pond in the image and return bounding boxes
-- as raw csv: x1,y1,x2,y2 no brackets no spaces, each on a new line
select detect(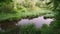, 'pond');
0,16,54,33
17,16,53,28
